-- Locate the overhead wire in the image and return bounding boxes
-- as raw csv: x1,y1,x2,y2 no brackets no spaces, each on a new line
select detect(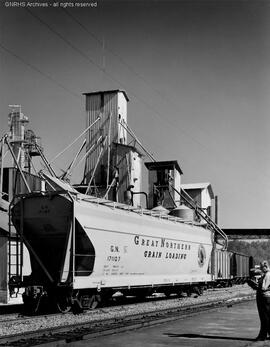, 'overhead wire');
60,9,218,151
23,10,270,196
25,11,228,188
25,8,120,87
0,42,81,99
24,8,211,156
62,8,174,103
48,115,101,165
3,9,269,198
119,119,156,162
61,8,270,192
